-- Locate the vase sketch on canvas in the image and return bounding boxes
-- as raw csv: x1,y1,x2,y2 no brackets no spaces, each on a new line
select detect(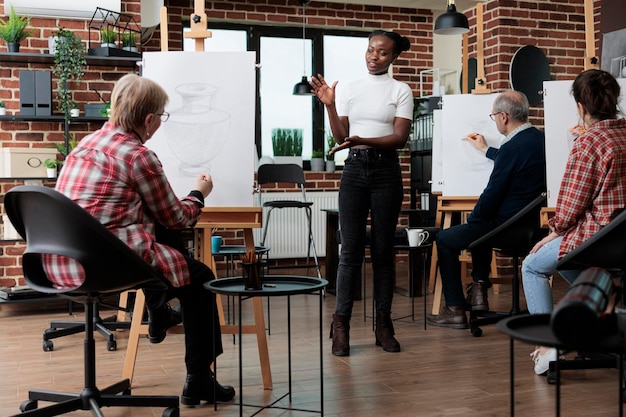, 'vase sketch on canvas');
162,83,231,175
